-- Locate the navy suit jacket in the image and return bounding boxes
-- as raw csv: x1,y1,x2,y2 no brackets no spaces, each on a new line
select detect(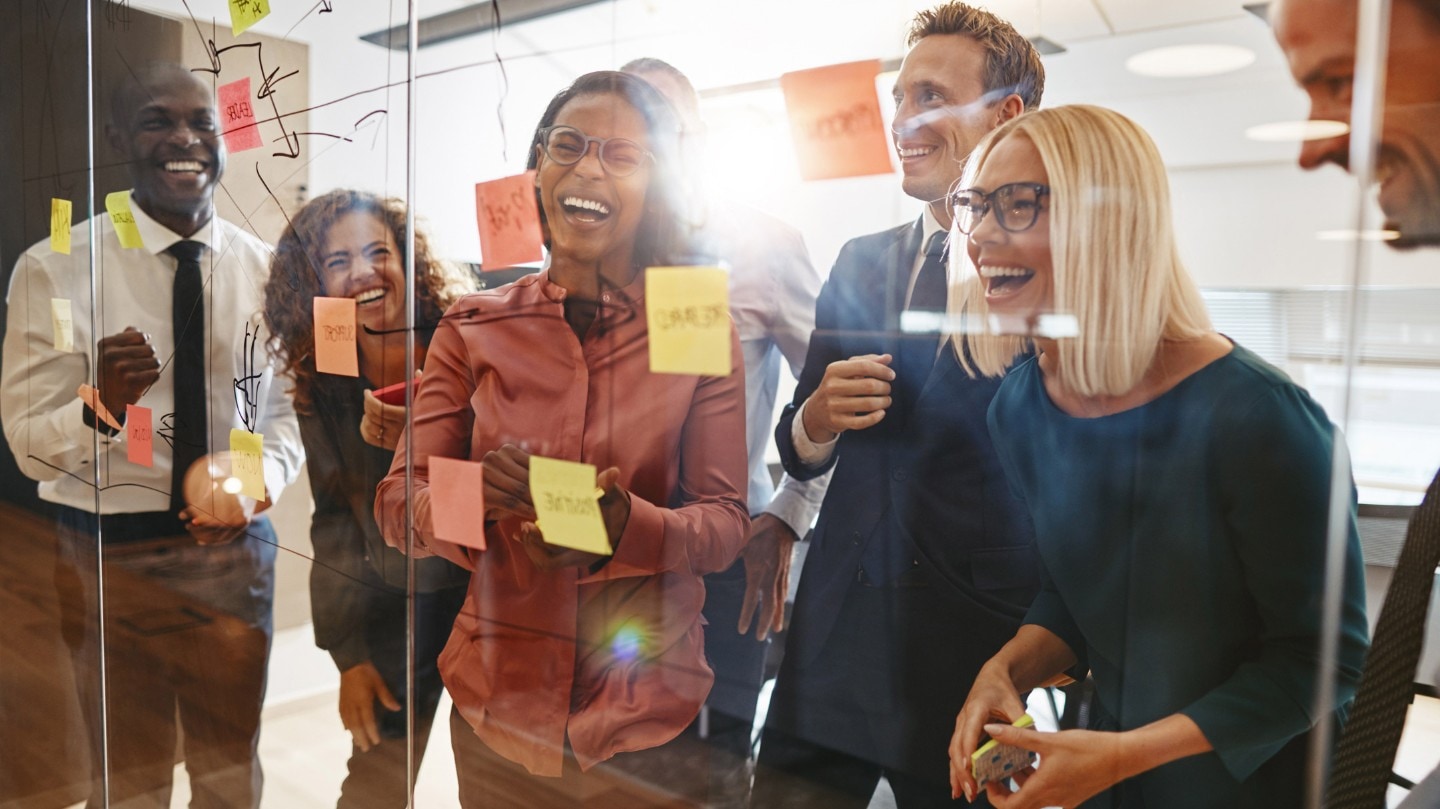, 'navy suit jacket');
771,218,1040,774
